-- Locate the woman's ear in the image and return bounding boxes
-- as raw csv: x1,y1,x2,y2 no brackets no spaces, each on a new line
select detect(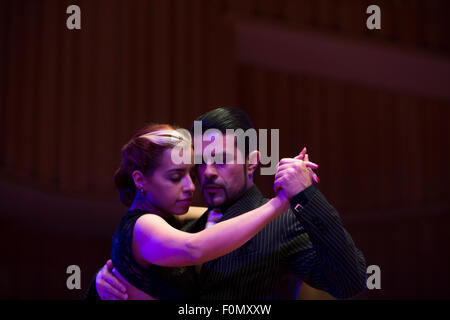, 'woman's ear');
247,150,260,180
132,170,145,190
